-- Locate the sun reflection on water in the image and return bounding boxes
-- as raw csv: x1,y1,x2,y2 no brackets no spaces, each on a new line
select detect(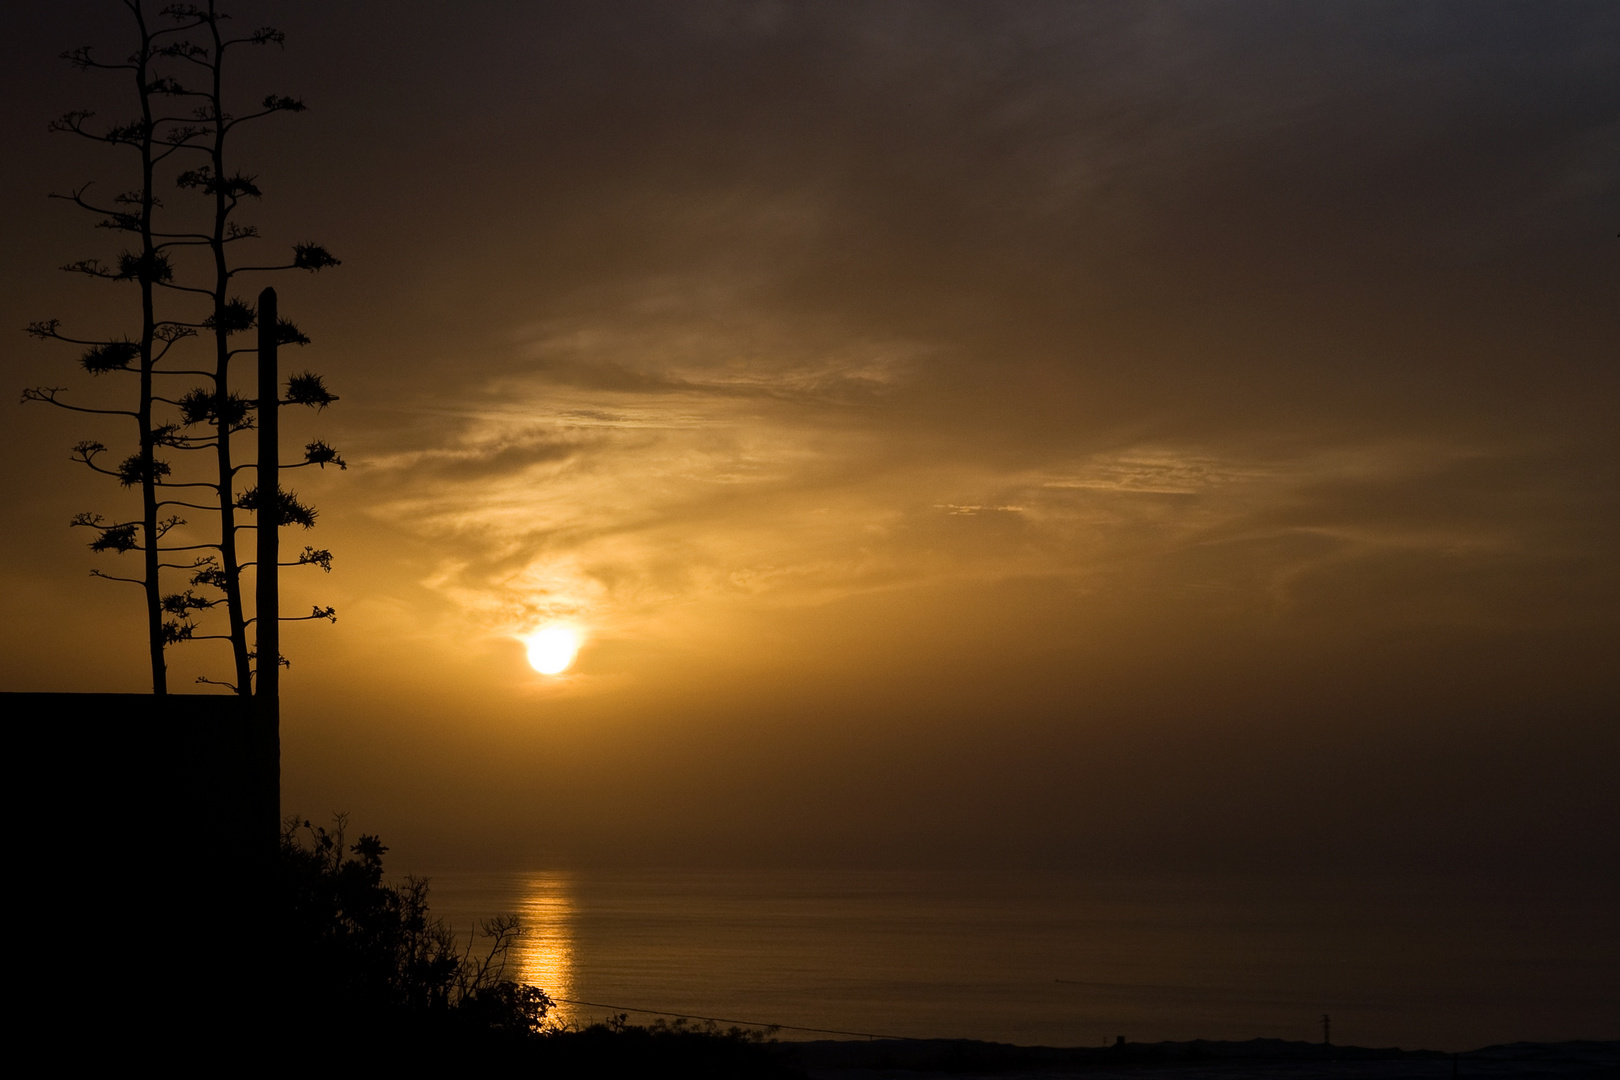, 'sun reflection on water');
515,873,576,1028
